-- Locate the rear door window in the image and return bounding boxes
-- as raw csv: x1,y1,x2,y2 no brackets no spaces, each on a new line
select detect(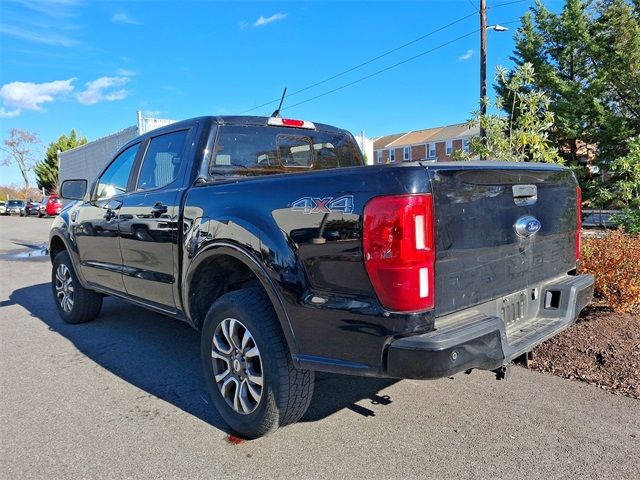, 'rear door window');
136,130,189,191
